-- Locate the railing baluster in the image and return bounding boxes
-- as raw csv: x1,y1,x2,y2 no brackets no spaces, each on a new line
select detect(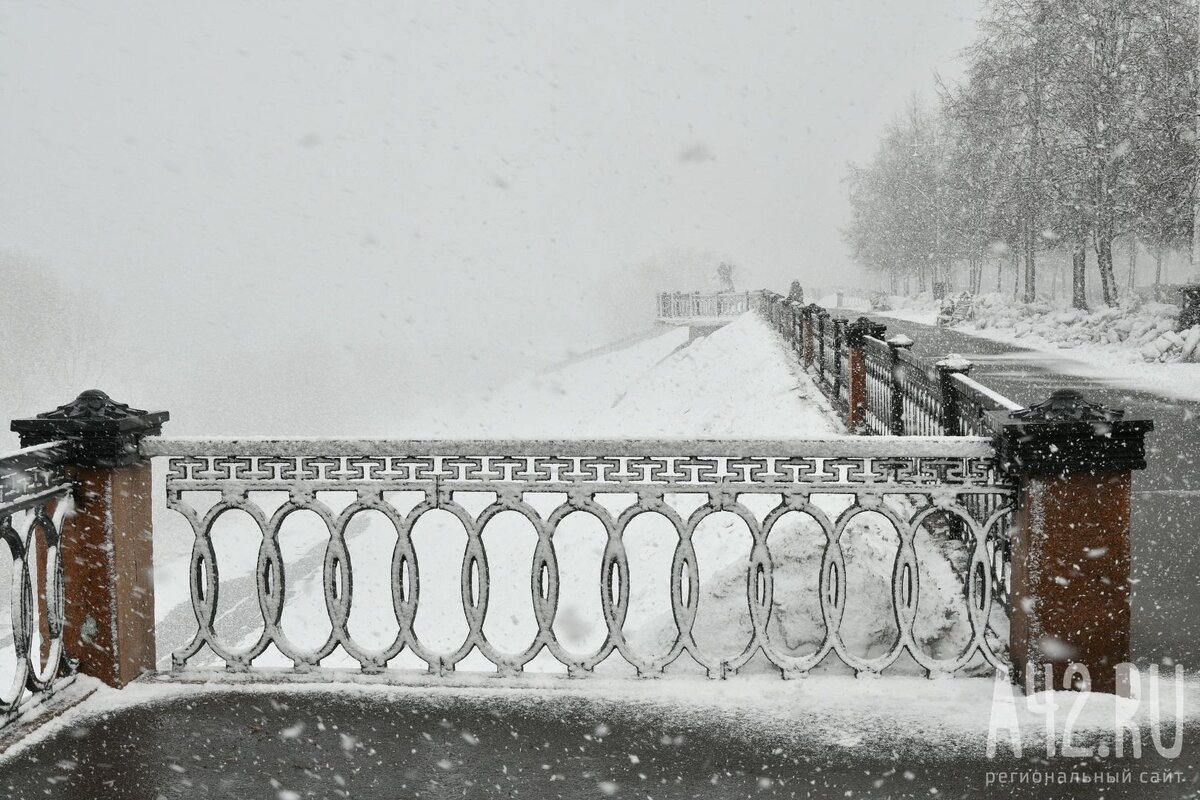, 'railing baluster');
886,336,913,436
